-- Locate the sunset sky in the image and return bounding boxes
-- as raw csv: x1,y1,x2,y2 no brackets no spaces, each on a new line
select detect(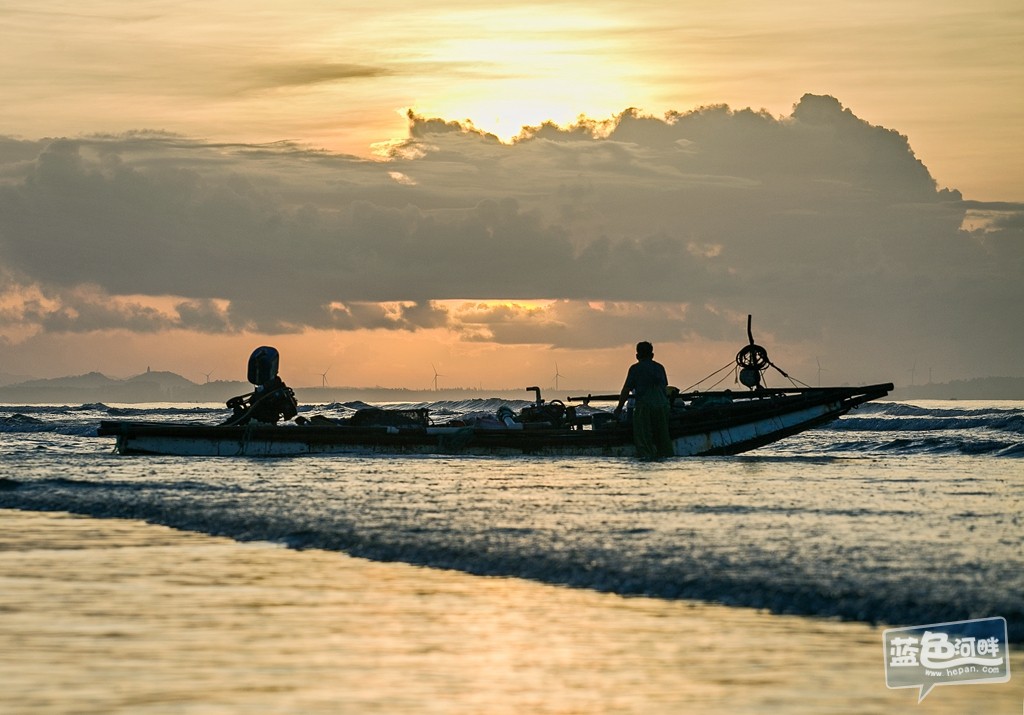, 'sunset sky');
1,0,1021,391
